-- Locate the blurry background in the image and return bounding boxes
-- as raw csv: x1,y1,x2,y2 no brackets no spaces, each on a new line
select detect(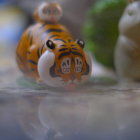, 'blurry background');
84,0,127,68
